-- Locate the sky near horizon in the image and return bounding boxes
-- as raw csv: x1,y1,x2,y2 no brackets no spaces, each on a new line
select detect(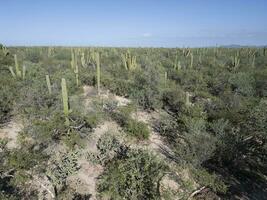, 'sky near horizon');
1,0,267,47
